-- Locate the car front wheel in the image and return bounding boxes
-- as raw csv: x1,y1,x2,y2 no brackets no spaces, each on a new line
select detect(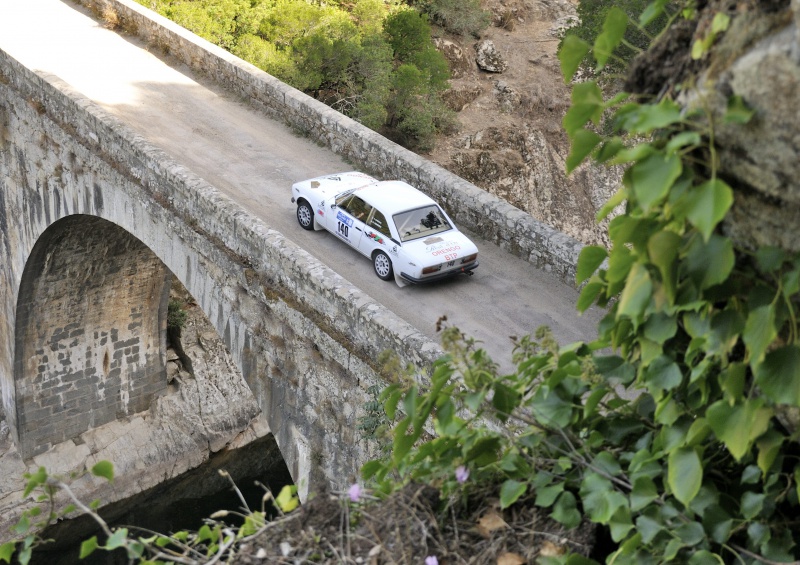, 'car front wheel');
296,200,315,231
373,251,394,281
